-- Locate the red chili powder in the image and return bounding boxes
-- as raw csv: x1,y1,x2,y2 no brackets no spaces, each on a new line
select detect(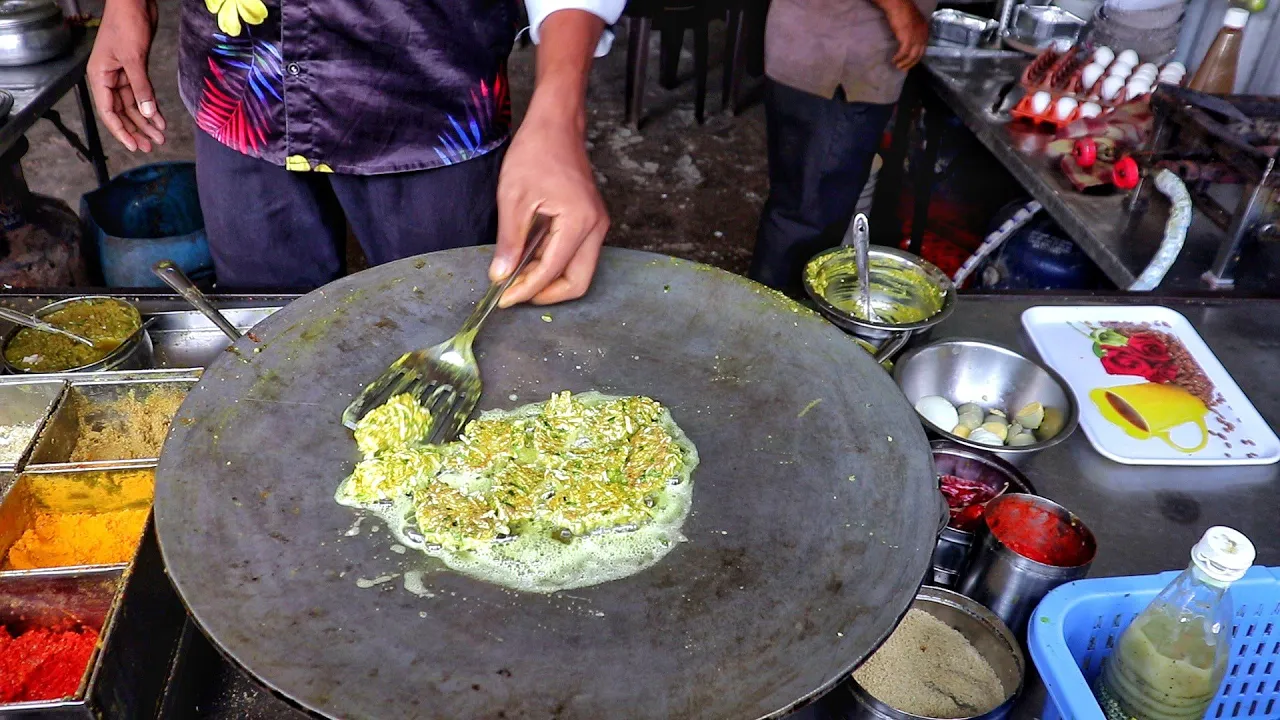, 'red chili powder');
0,625,99,703
986,496,1094,567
